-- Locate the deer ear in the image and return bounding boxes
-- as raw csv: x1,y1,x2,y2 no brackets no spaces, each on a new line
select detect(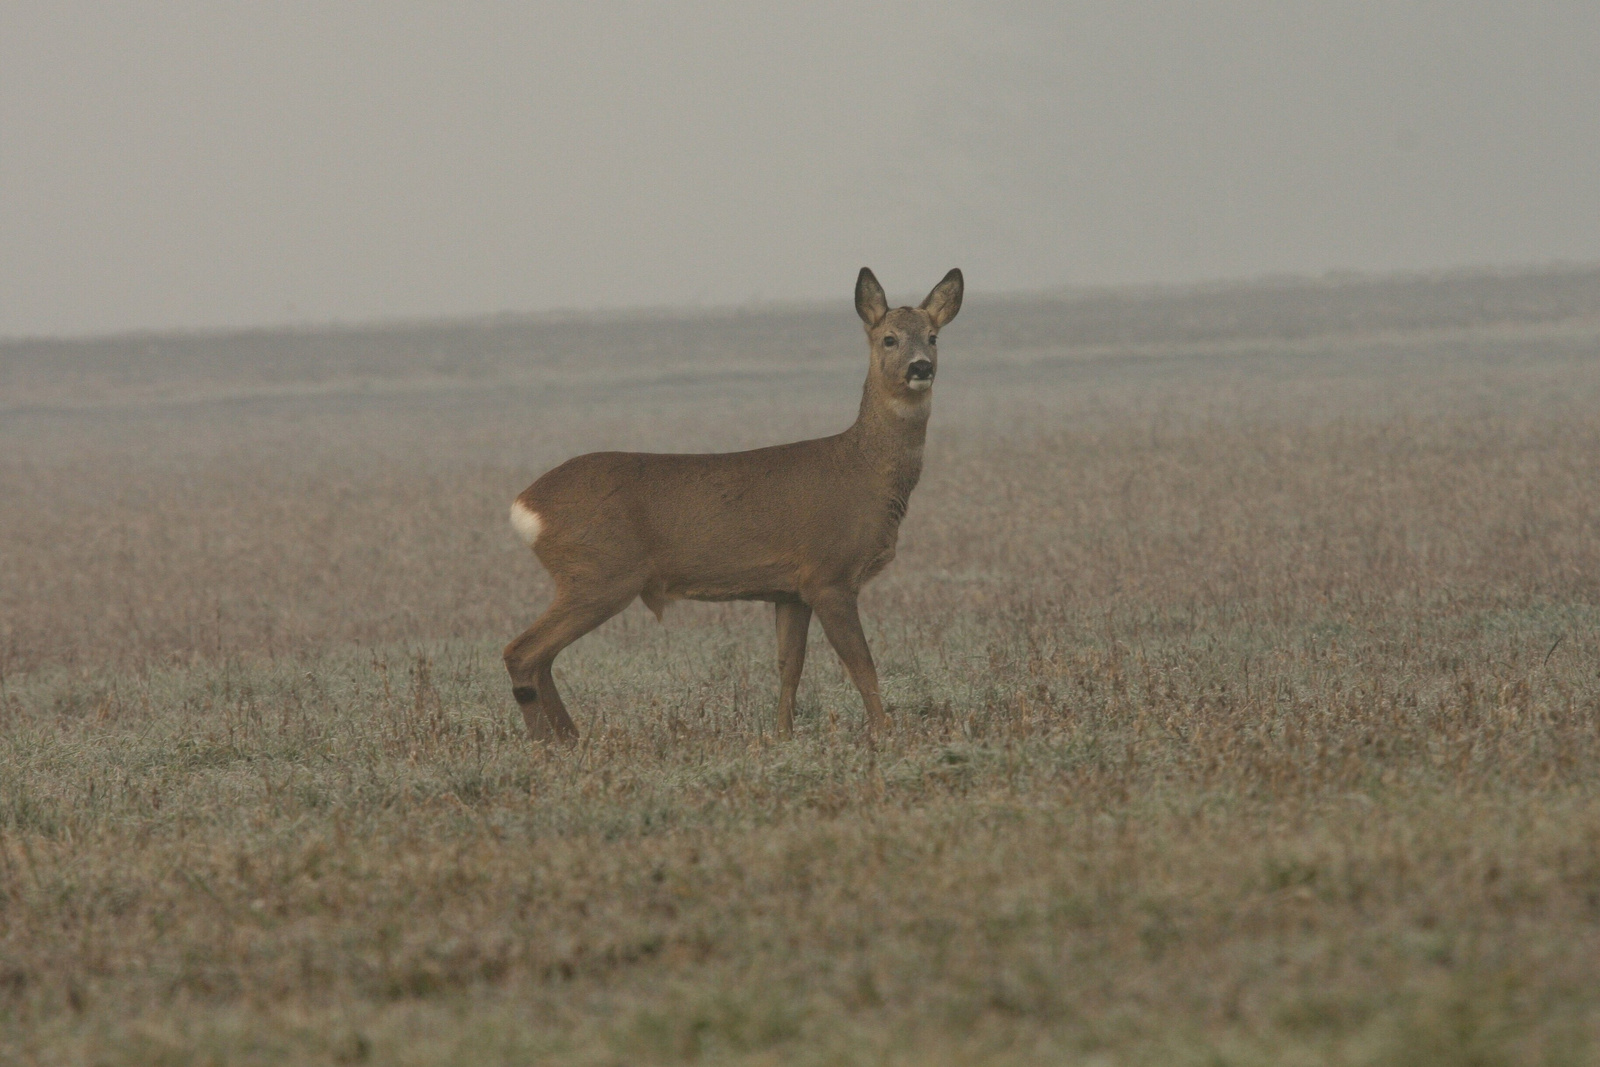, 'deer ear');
920,268,963,327
855,268,889,327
